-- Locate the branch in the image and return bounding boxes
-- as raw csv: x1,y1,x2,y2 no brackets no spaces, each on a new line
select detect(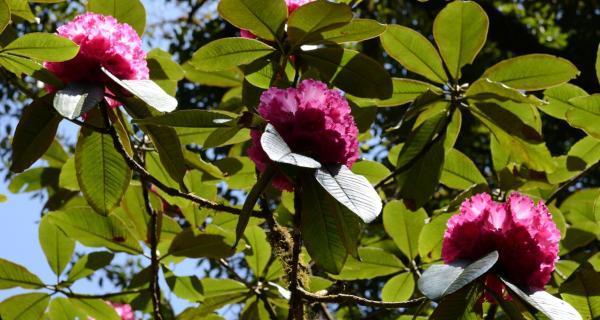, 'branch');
142,179,164,320
546,161,600,204
298,288,427,309
287,189,304,320
55,287,146,300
